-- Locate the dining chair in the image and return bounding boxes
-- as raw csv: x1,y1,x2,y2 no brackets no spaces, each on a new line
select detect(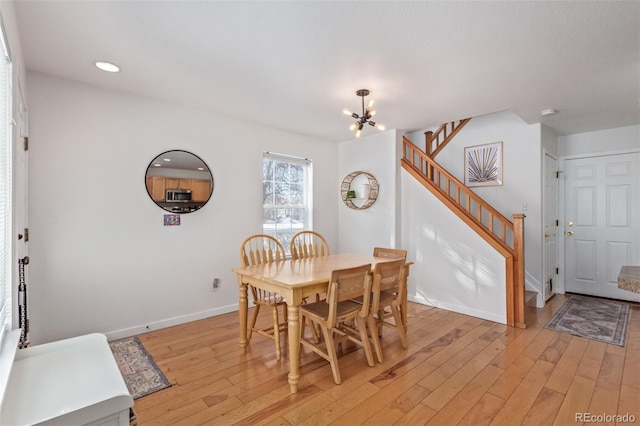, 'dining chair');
239,234,288,360
291,230,331,309
290,230,330,260
373,247,407,260
299,264,375,384
367,258,408,363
